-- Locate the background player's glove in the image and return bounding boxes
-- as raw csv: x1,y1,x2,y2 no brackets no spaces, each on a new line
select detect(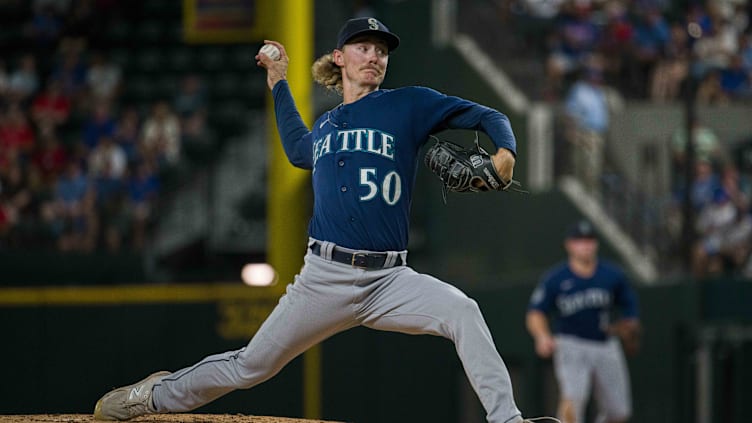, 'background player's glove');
424,133,525,202
610,319,642,356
